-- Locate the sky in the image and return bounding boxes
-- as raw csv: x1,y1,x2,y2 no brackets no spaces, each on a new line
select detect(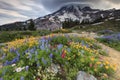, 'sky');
0,0,120,25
